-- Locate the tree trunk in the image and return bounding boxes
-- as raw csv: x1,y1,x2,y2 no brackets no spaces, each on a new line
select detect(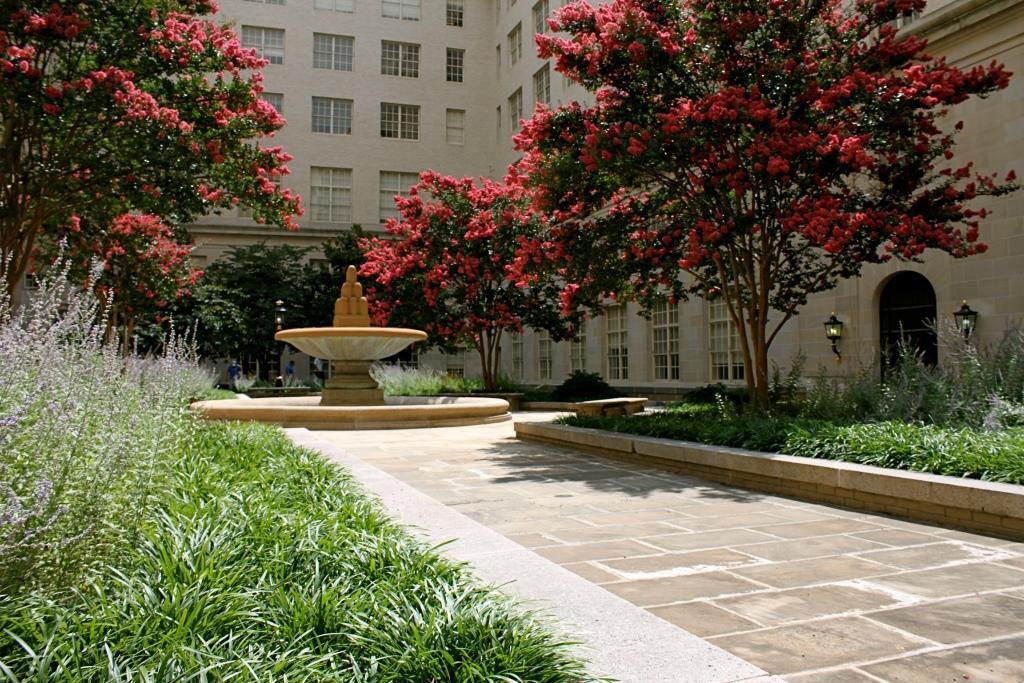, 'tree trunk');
476,329,504,392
